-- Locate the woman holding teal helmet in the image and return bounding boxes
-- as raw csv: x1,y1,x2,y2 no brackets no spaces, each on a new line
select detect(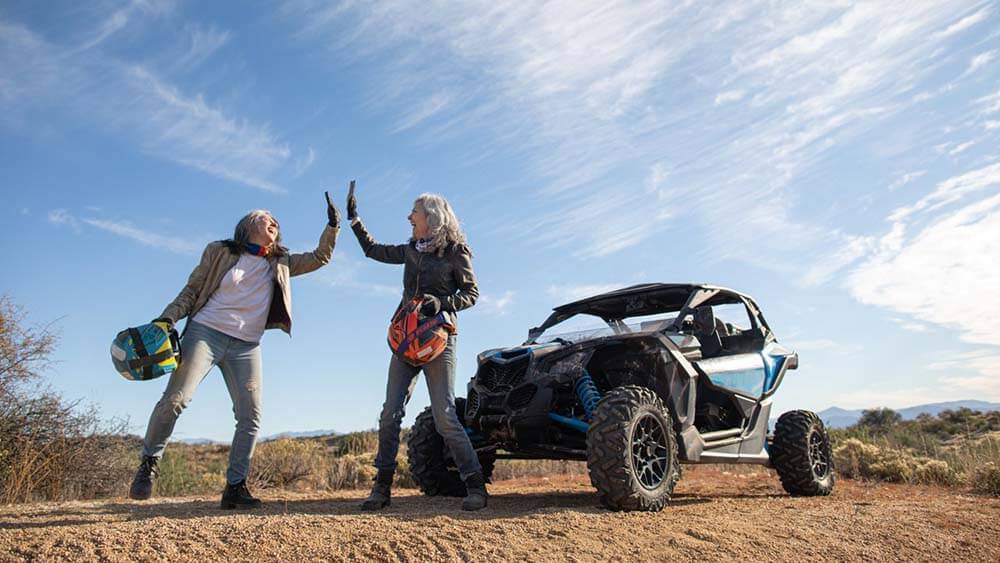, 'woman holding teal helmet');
128,194,341,509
